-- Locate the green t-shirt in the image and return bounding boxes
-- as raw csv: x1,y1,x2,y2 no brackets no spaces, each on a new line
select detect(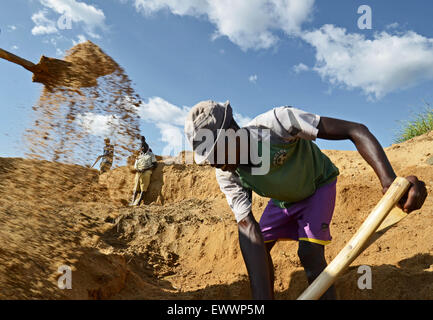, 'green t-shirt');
215,106,339,222
236,138,339,209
